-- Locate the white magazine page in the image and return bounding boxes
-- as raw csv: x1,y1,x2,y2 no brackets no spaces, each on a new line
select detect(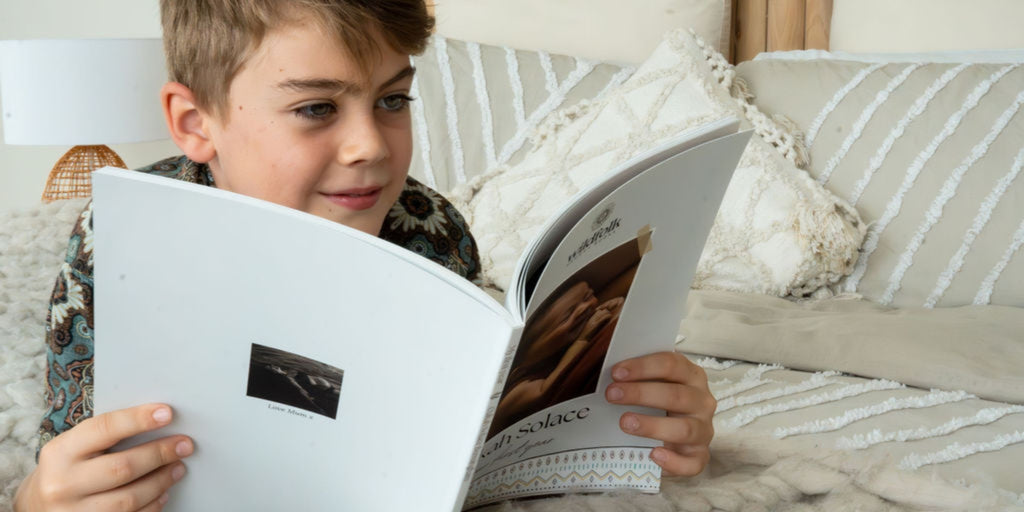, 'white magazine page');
466,132,751,508
504,117,739,317
92,169,515,512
